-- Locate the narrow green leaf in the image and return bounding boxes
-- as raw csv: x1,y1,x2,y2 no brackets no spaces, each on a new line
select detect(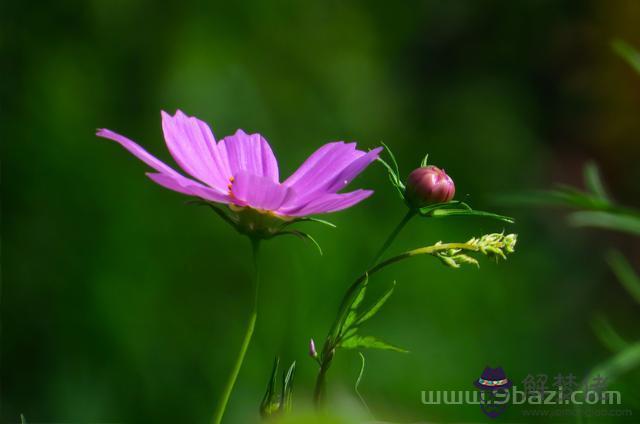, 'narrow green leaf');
376,156,397,181
607,250,640,305
275,230,324,255
355,282,395,326
280,361,296,413
343,276,369,331
285,217,337,228
186,199,239,229
583,342,640,387
591,314,628,352
568,211,640,235
341,327,357,341
341,317,358,338
419,200,472,215
377,156,405,198
612,39,640,74
496,189,612,211
260,357,280,418
583,161,609,200
378,142,406,199
577,343,640,421
20,415,27,424
421,201,510,223
429,208,515,224
351,275,368,310
355,352,371,414
380,141,400,177
420,153,429,167
340,335,408,353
